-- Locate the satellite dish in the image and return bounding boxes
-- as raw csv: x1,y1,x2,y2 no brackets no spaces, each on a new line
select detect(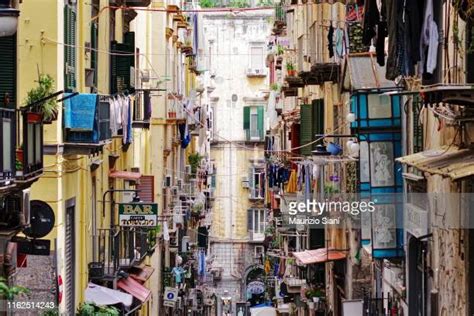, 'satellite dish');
23,200,55,239
214,76,224,85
